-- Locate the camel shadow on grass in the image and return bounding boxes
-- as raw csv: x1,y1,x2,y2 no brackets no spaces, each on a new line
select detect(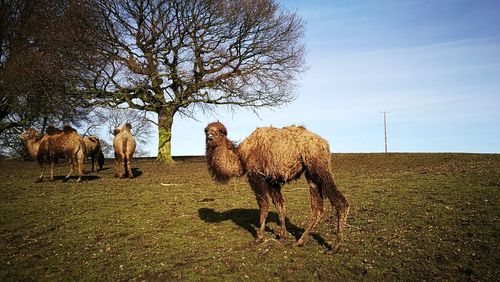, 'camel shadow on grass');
52,175,100,182
198,208,331,250
114,168,143,179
